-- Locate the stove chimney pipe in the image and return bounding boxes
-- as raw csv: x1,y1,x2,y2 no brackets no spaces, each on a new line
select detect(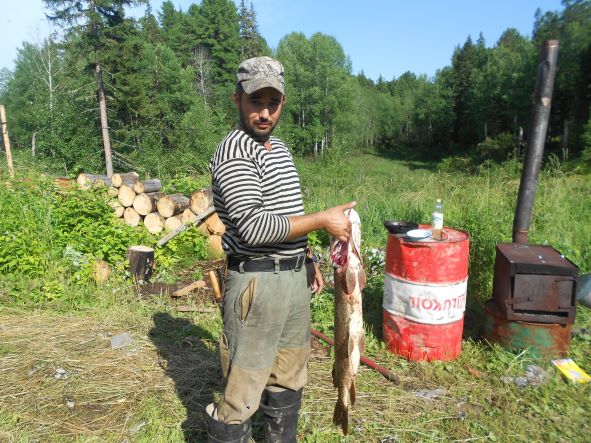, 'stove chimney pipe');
513,40,559,244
